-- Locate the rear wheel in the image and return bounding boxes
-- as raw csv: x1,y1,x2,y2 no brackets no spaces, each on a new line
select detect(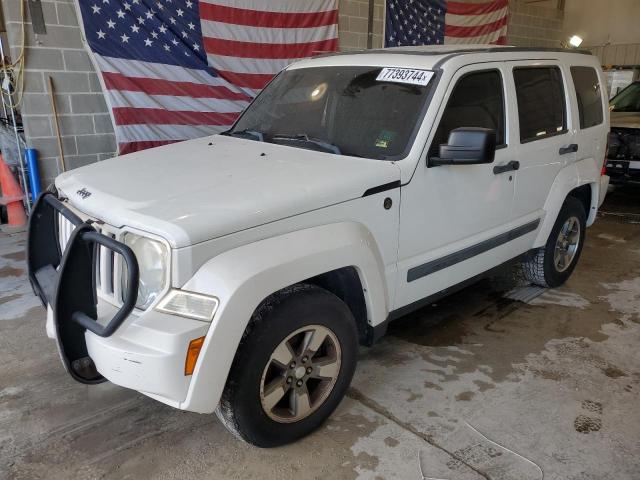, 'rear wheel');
519,196,586,288
216,284,358,447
